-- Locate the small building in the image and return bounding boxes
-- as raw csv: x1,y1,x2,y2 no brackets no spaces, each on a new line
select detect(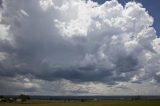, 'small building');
8,98,14,103
16,98,22,102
